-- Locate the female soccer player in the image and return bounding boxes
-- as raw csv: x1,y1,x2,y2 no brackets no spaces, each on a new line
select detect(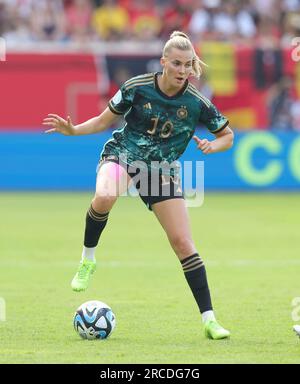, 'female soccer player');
43,31,234,340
